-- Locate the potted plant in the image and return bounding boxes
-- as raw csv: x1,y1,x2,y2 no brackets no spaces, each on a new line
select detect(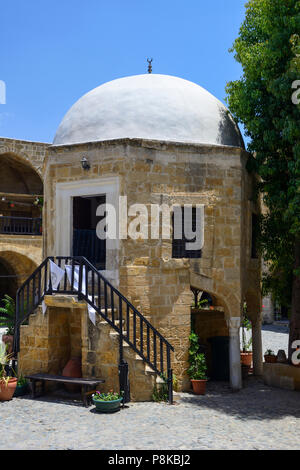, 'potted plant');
0,343,17,401
92,390,123,413
264,349,277,363
187,332,208,395
240,305,253,367
14,374,29,397
0,295,15,354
